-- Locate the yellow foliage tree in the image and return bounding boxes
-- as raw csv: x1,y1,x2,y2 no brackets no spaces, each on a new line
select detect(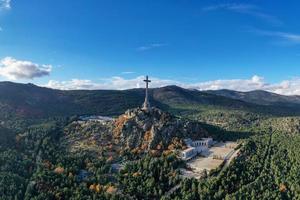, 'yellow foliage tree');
54,166,64,174
89,184,96,191
113,115,128,138
106,186,117,194
132,172,141,177
279,183,287,192
167,144,175,150
143,130,152,142
163,150,172,156
95,184,102,193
